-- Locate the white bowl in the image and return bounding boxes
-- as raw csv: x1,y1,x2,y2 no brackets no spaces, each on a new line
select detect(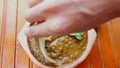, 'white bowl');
18,22,97,68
